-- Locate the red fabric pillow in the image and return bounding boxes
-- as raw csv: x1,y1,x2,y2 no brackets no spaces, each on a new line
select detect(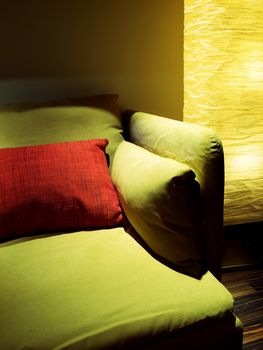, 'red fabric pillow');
0,139,123,240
